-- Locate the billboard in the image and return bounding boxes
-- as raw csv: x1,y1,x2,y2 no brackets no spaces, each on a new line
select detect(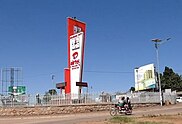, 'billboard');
70,32,84,95
63,17,86,97
8,86,26,95
134,64,156,91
